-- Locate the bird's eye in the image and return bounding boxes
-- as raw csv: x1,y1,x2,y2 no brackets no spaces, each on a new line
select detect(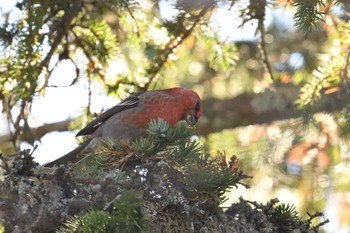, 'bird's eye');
194,102,200,112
